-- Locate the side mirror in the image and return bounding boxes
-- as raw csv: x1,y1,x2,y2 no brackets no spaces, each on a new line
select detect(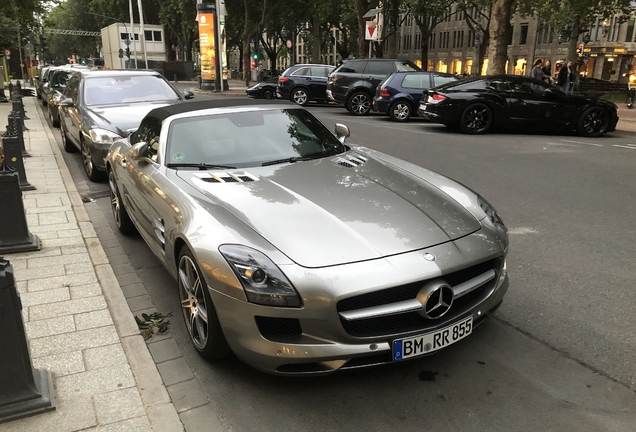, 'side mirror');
43,82,49,89
334,123,350,143
58,98,74,107
183,91,195,100
131,142,149,160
